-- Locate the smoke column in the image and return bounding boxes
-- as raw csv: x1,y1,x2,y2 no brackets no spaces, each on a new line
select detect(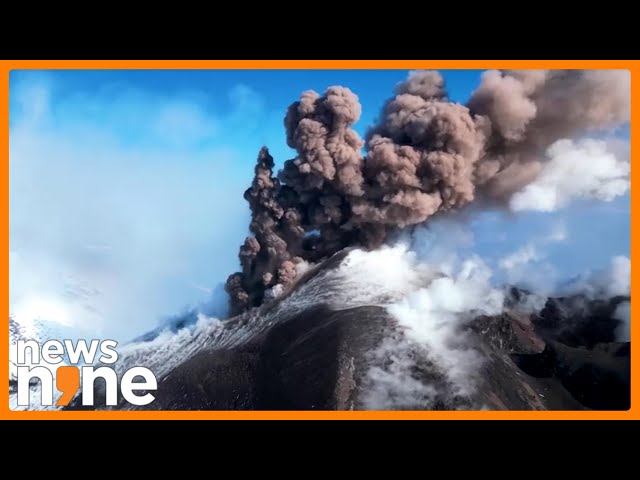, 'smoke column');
225,69,630,315
224,148,306,315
